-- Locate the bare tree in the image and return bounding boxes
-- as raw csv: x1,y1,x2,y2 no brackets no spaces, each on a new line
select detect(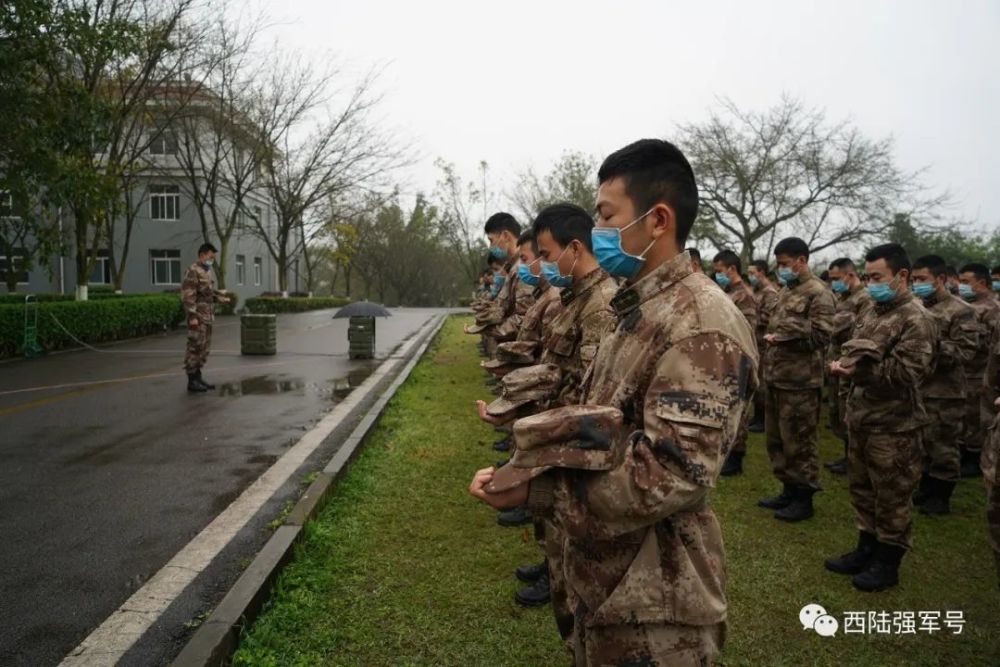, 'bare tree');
507,151,598,222
434,159,493,285
679,96,946,263
248,59,404,294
